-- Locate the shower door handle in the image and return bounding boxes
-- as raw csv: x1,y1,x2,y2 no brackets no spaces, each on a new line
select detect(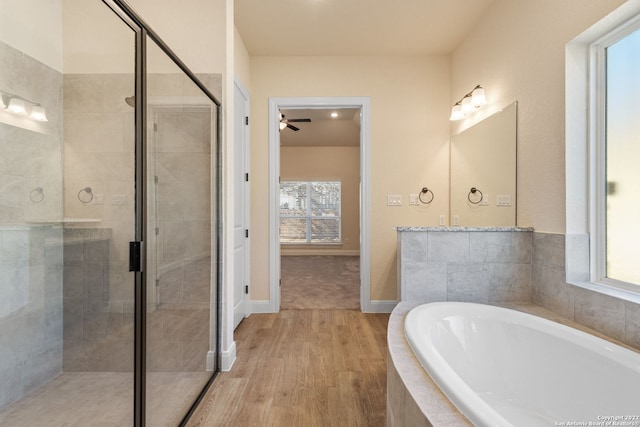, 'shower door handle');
129,241,142,272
